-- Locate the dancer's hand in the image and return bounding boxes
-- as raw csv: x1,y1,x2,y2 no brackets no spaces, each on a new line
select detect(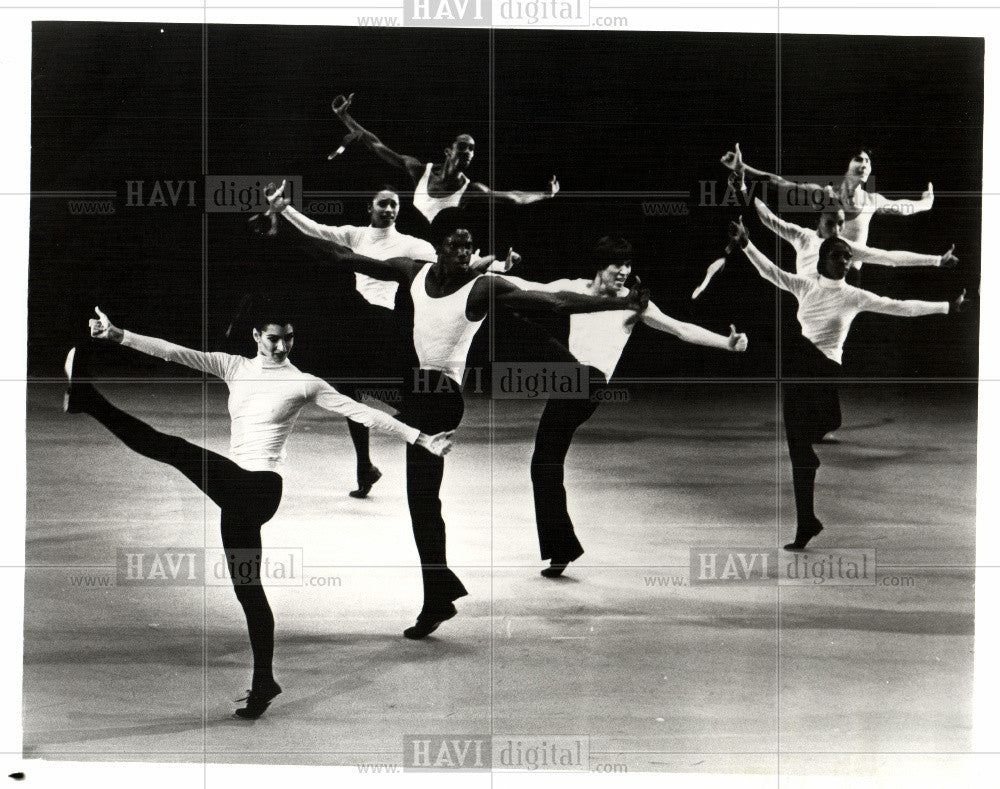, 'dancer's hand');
89,306,124,343
720,142,744,174
940,245,958,268
469,249,496,273
418,430,456,457
499,247,521,273
331,92,355,118
922,182,934,205
727,216,749,250
264,180,289,215
727,324,748,352
549,176,560,197
624,276,650,312
950,288,970,314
